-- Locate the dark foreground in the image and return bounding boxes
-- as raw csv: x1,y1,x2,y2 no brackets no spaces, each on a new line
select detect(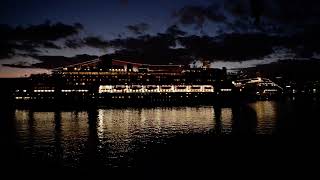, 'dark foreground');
0,99,319,178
